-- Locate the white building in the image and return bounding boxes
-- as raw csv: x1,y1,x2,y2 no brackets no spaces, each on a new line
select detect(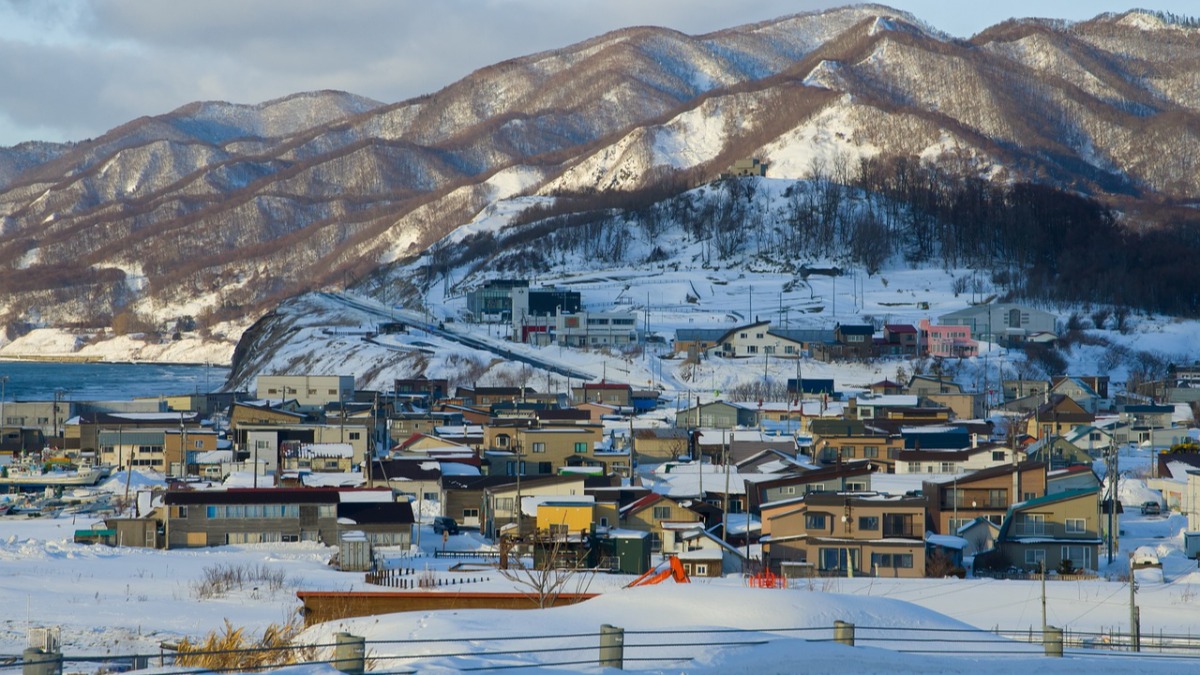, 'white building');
555,311,638,347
